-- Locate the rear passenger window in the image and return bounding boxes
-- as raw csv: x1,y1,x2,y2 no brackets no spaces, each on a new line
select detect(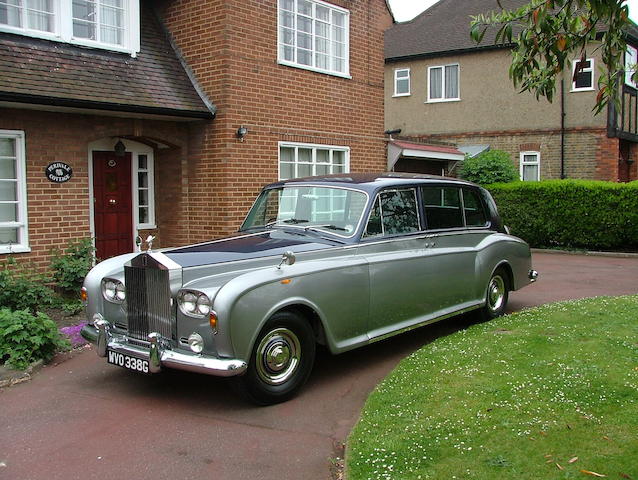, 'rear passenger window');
462,188,488,227
364,189,419,237
421,186,464,229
